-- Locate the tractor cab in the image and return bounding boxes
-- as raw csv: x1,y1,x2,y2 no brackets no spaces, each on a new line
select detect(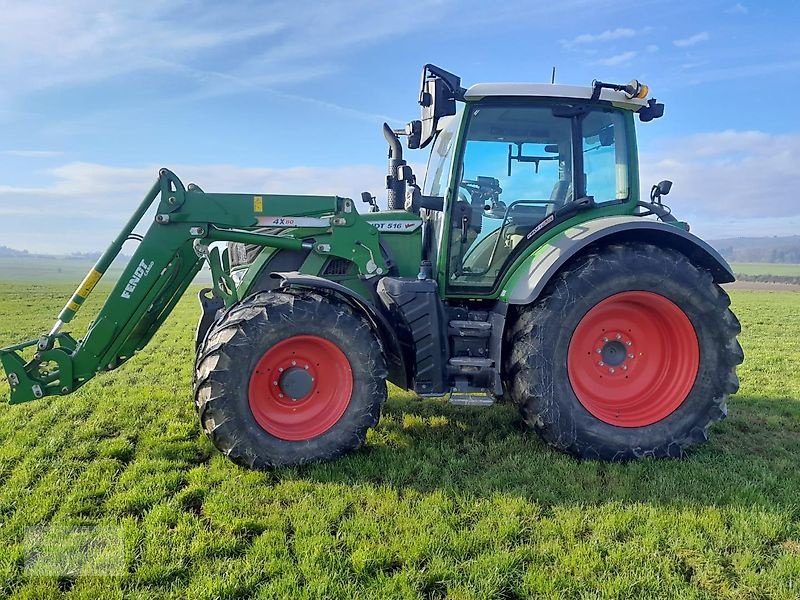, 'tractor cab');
392,65,664,298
